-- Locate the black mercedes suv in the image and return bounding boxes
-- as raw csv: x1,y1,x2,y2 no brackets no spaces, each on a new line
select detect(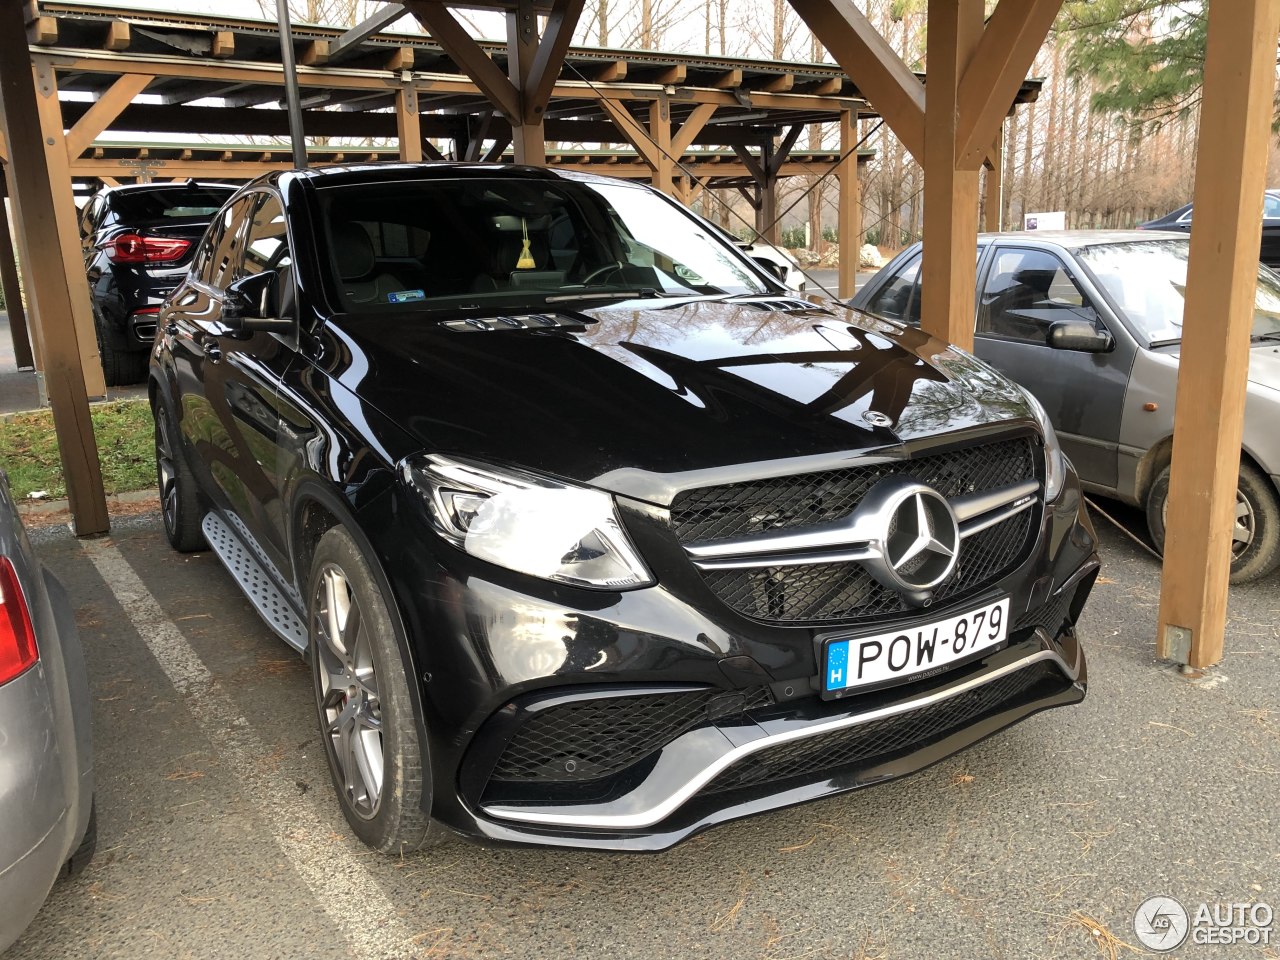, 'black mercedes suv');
150,164,1098,853
81,180,235,385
